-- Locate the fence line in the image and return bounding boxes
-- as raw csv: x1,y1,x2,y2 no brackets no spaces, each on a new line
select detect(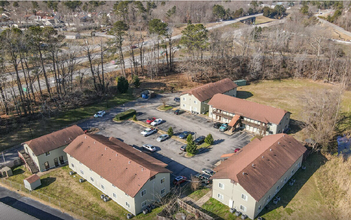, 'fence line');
0,178,106,220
